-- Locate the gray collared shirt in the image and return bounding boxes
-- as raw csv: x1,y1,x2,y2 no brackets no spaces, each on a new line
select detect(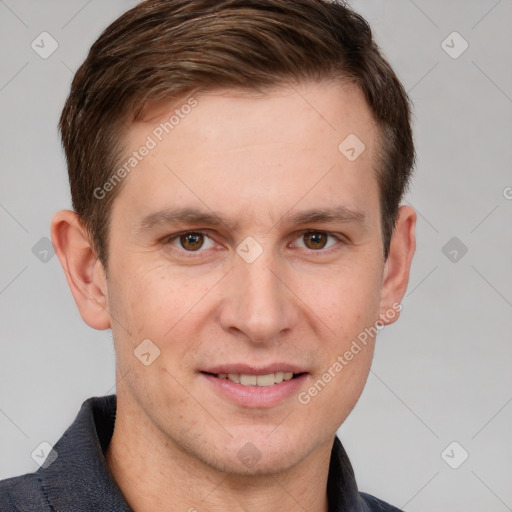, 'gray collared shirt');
0,395,403,511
